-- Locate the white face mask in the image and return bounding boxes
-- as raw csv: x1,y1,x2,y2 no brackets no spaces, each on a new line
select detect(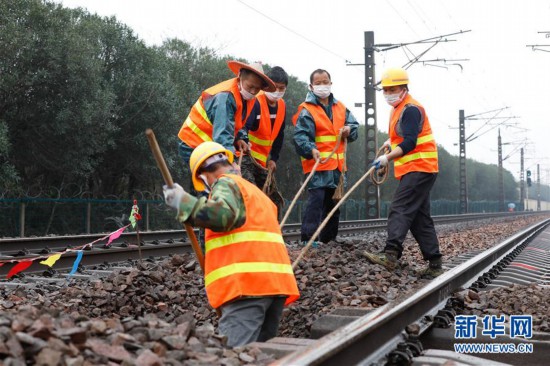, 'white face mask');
384,89,407,107
265,90,285,101
311,85,331,99
199,174,211,194
239,81,256,101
